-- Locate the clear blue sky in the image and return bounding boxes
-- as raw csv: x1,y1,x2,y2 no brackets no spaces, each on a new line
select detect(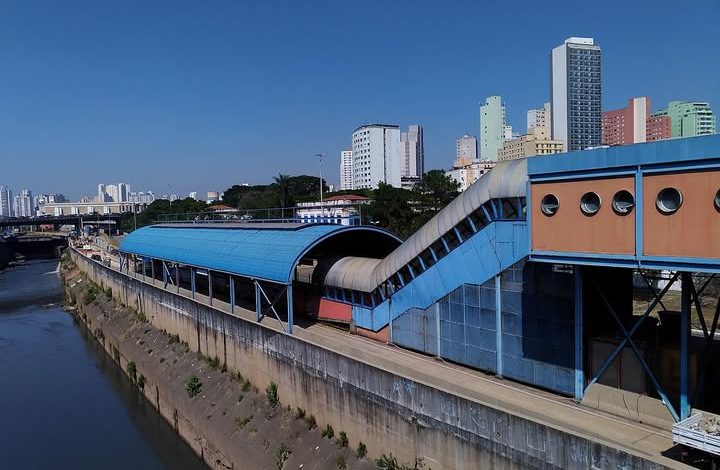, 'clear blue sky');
1,0,718,200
